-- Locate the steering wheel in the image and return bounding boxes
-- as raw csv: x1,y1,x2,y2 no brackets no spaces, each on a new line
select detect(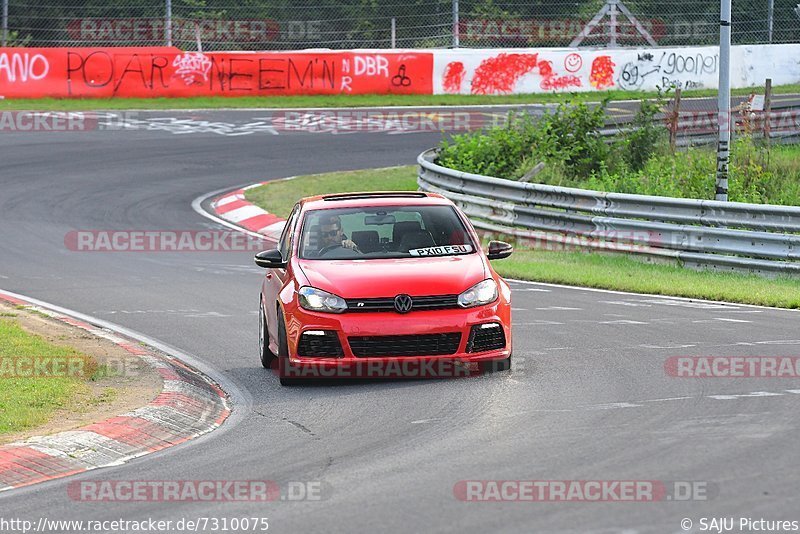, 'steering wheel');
318,244,342,256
